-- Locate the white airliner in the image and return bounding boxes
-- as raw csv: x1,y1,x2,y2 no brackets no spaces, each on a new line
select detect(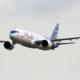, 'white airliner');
0,24,80,50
